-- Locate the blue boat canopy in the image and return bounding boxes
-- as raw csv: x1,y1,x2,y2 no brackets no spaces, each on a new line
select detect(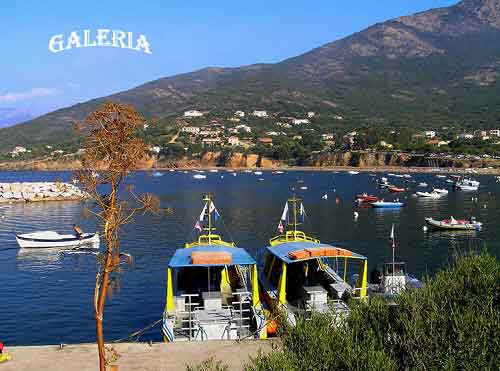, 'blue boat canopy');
168,246,256,268
265,241,366,264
